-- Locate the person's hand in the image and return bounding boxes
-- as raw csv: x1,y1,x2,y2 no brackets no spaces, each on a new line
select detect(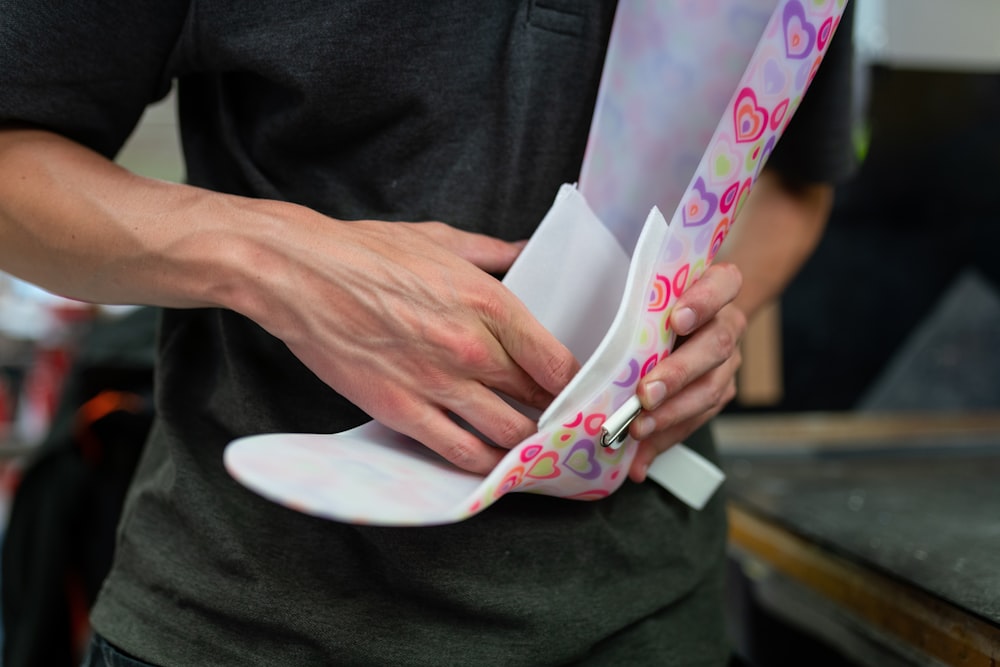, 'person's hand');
627,263,746,482
0,124,576,477
234,204,580,475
